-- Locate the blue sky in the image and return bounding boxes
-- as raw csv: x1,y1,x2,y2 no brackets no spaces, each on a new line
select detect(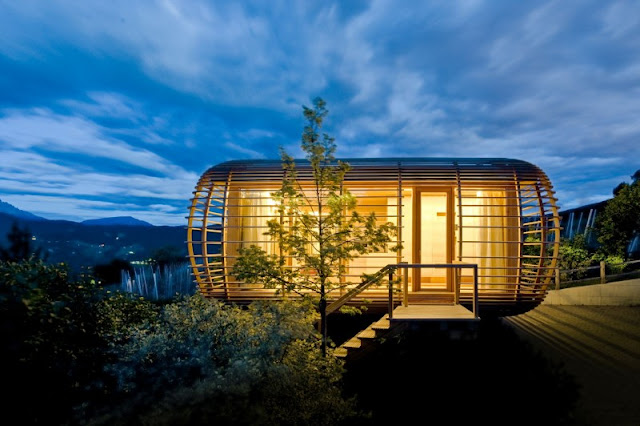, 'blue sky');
0,1,638,226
